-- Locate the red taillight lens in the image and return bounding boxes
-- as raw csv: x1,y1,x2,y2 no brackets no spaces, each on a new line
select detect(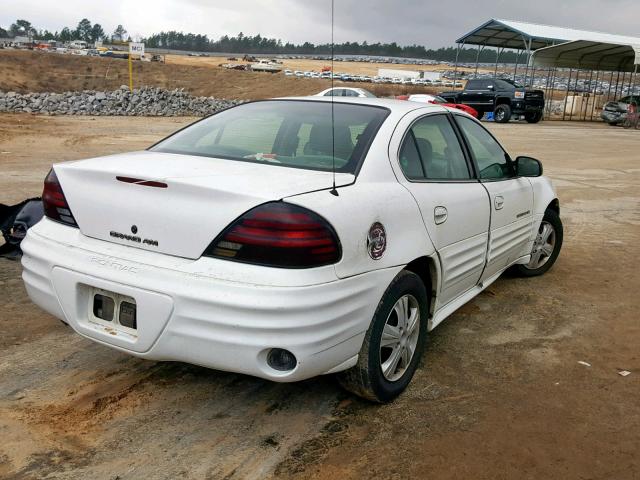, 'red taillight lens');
42,169,77,227
203,202,341,268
